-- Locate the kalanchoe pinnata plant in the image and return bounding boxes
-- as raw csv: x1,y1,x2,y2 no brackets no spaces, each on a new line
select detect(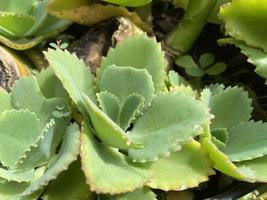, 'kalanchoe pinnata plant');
0,0,71,50
43,34,215,198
